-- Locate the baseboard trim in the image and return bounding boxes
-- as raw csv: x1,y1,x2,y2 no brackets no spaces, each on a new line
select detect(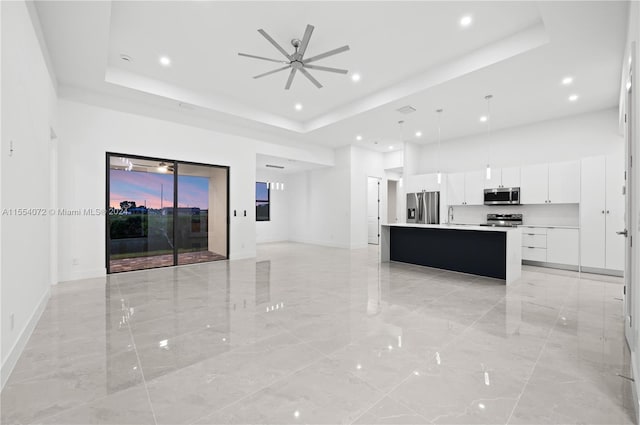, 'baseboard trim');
629,341,639,425
1,287,50,390
580,266,624,277
66,267,106,282
522,260,579,272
